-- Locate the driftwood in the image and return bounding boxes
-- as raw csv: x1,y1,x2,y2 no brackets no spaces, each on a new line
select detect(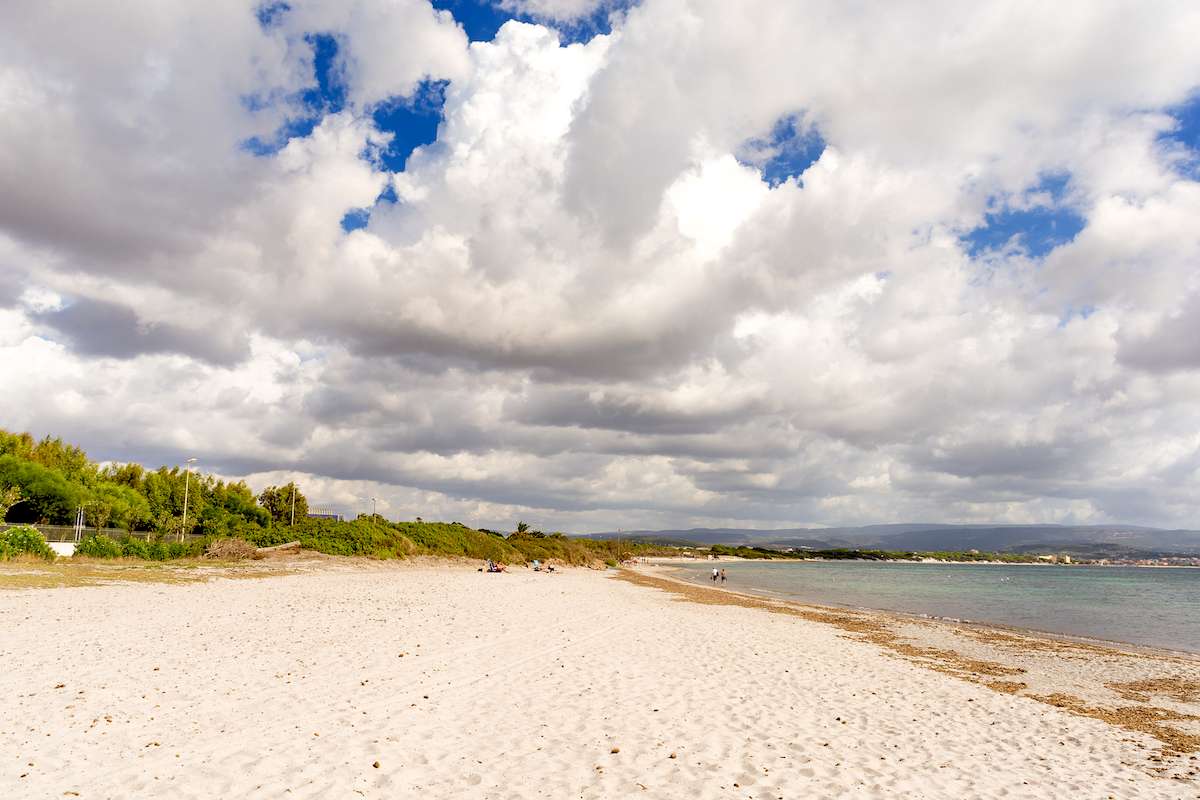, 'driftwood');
255,540,301,556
